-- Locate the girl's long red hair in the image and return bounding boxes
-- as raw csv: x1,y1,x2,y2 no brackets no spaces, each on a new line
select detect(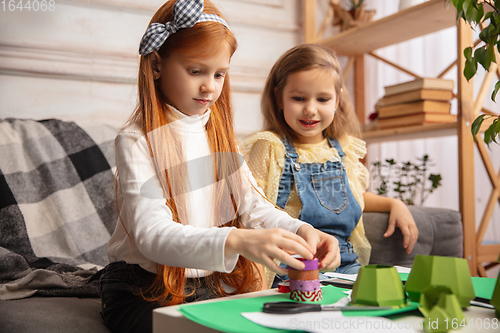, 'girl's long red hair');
121,0,262,305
